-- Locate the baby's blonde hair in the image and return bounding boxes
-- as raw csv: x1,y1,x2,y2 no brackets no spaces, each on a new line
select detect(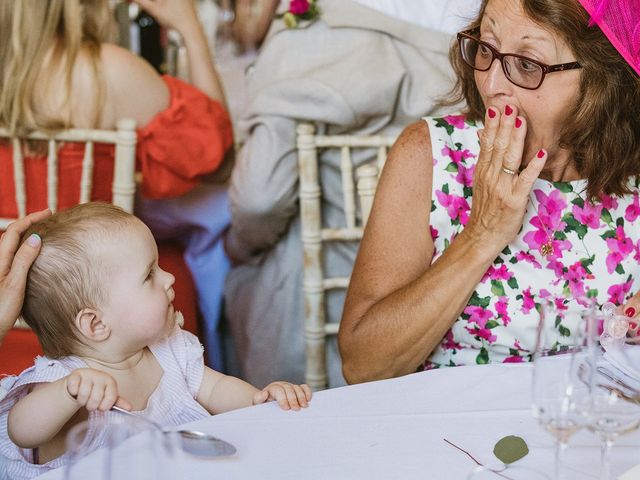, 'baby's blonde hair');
21,202,137,358
0,0,112,135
